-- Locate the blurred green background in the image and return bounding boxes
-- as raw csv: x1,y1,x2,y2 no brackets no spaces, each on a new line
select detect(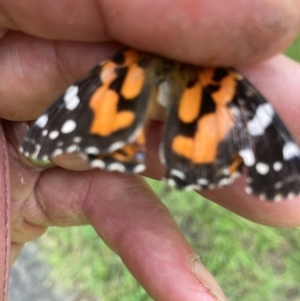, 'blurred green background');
37,37,300,301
